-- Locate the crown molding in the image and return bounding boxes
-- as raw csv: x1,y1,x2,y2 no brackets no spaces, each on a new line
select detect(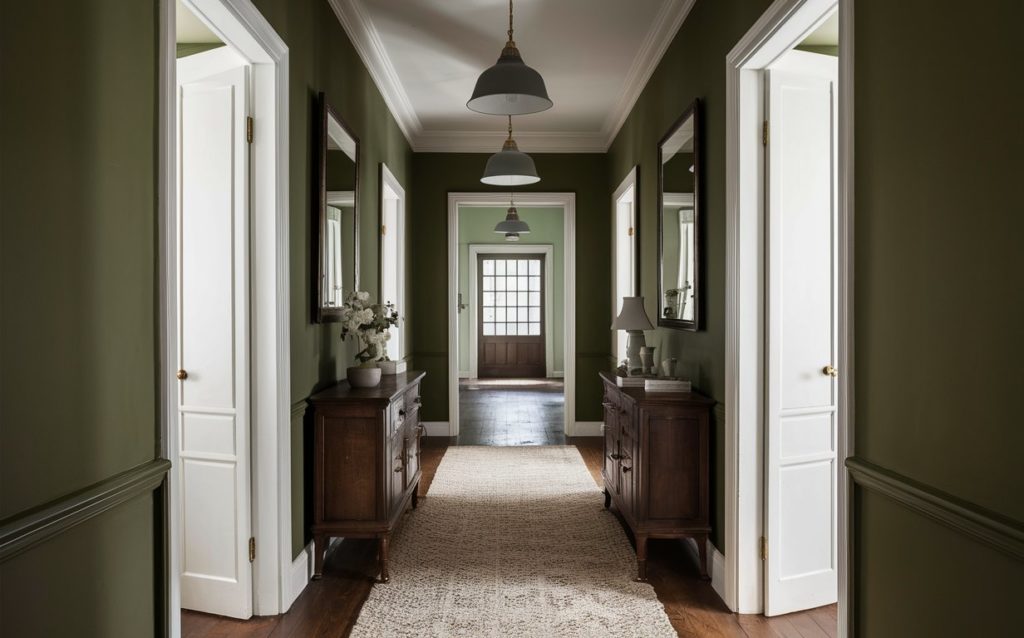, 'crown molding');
326,0,420,145
600,0,696,148
329,0,695,153
413,130,607,154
